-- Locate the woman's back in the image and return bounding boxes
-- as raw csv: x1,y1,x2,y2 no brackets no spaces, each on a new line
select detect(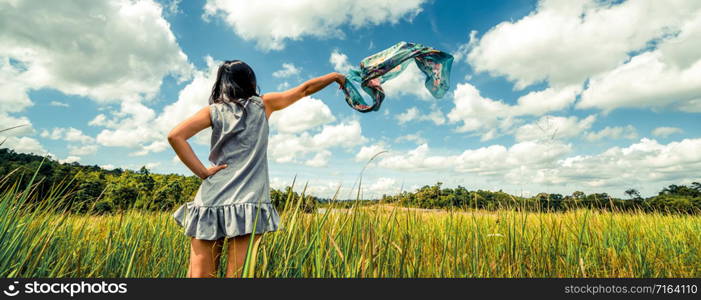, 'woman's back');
173,95,280,240
209,95,268,167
